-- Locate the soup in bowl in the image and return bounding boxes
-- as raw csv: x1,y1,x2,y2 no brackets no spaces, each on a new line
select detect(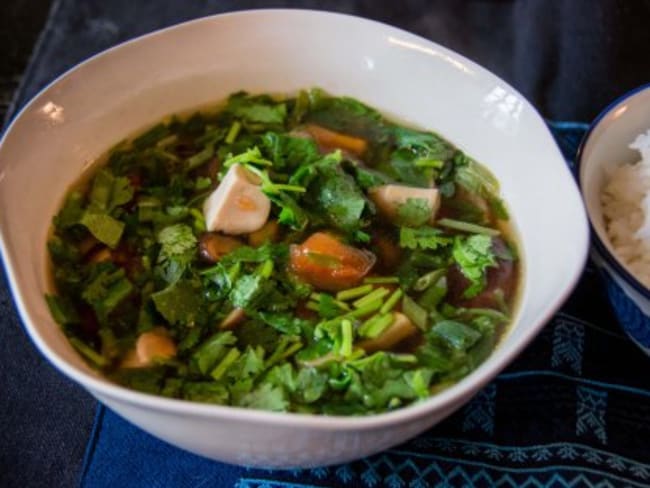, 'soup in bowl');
0,10,587,467
46,88,521,415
